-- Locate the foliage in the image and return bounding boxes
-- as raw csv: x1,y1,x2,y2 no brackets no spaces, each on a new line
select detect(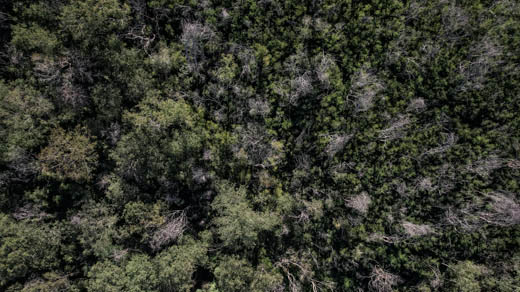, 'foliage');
1,0,520,291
